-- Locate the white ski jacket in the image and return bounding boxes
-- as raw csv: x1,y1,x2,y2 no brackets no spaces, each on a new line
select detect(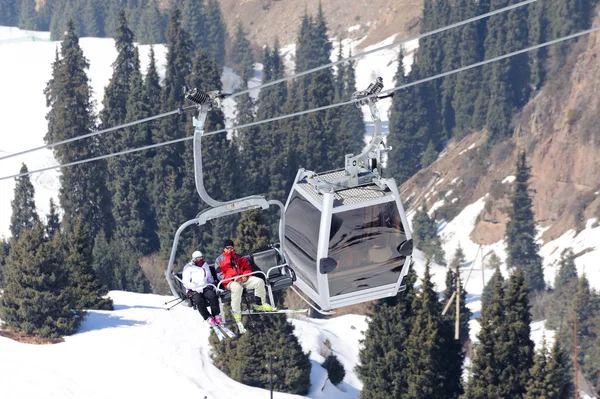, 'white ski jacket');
182,262,215,293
